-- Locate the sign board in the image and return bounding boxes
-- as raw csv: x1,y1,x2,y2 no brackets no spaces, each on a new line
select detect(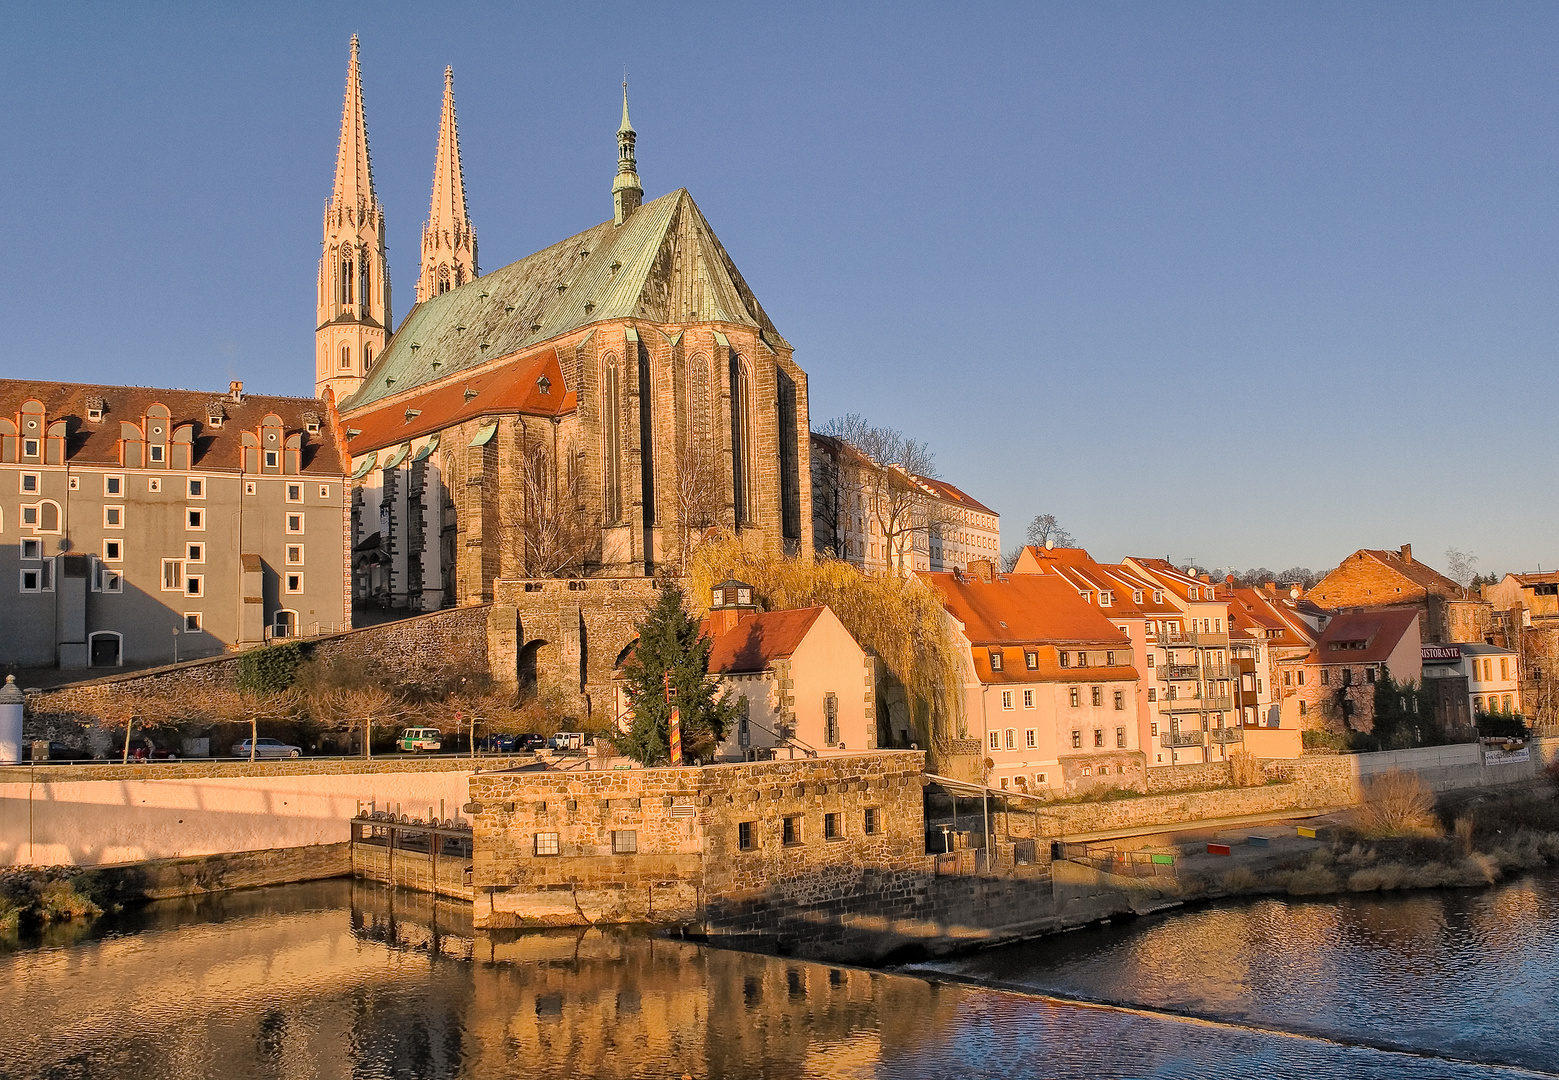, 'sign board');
1484,746,1531,767
1422,645,1463,663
